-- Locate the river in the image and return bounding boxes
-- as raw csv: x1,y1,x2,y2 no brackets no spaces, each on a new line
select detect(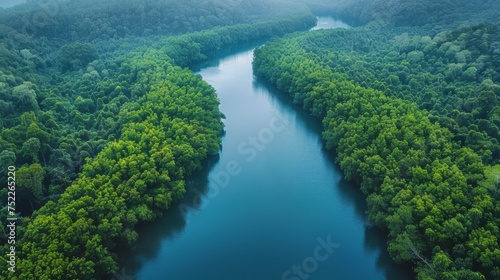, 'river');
119,17,413,280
